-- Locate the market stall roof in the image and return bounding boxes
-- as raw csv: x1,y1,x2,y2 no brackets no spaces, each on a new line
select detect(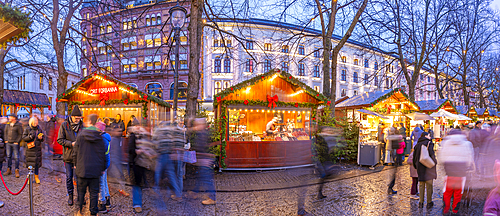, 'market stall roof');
57,73,171,108
457,114,472,121
214,68,329,106
475,108,488,116
3,90,50,107
430,109,460,120
356,109,389,119
406,112,435,120
336,88,419,110
455,106,470,115
416,99,457,113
